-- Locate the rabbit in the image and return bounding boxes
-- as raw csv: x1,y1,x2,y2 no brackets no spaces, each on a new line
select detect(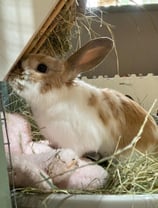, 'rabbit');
7,37,158,159
3,113,108,190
